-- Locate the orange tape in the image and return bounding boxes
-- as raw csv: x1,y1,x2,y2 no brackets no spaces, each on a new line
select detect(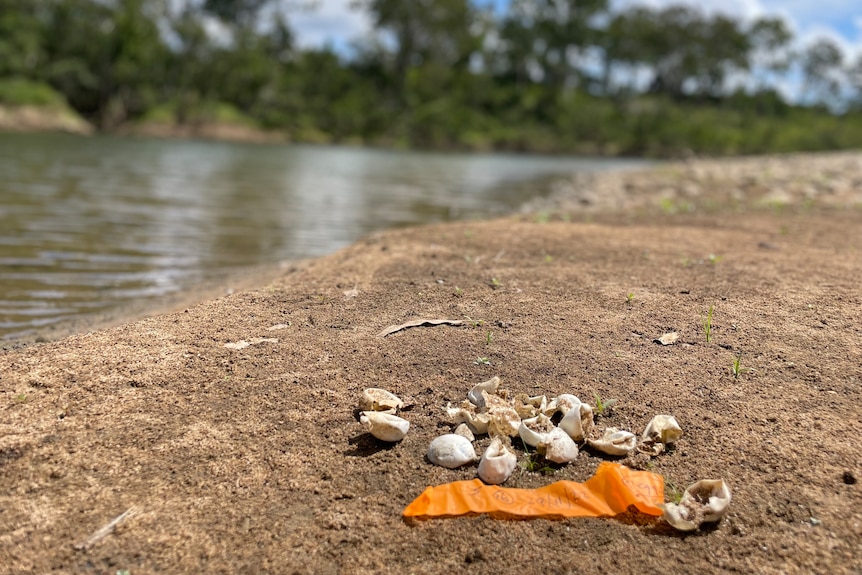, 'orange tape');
403,462,664,519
